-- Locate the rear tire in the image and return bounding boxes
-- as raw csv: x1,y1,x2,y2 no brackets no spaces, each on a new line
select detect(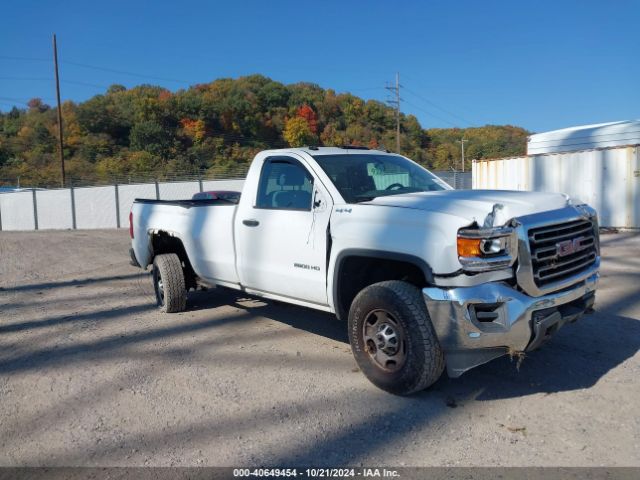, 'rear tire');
152,253,187,313
348,280,445,395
